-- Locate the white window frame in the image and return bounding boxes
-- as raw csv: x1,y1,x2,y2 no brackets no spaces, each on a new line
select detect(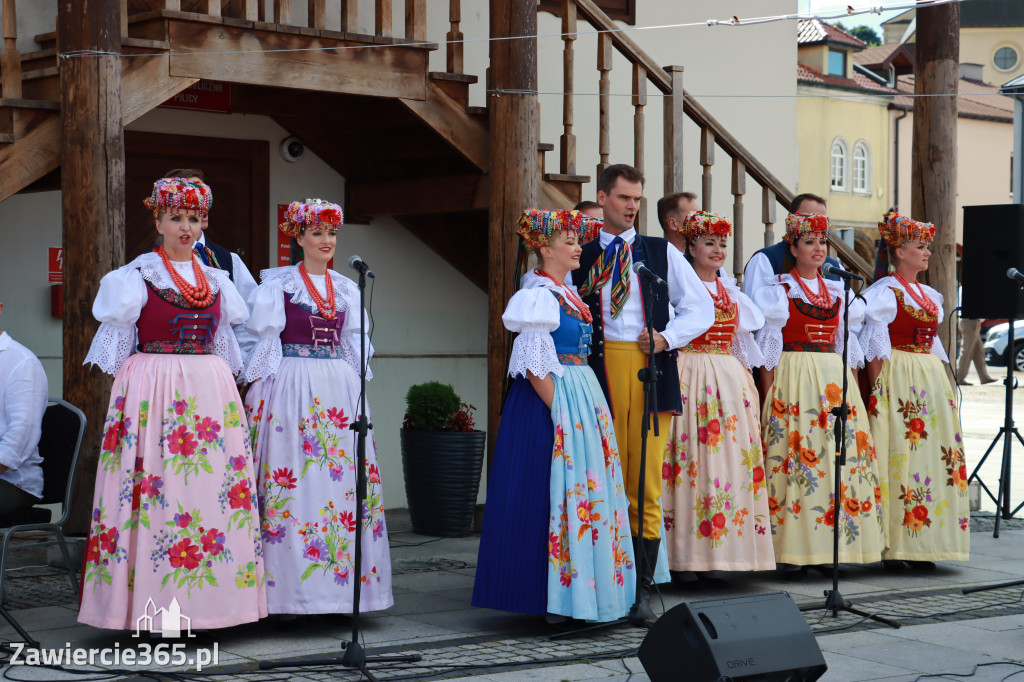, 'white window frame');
830,138,849,192
852,141,871,195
